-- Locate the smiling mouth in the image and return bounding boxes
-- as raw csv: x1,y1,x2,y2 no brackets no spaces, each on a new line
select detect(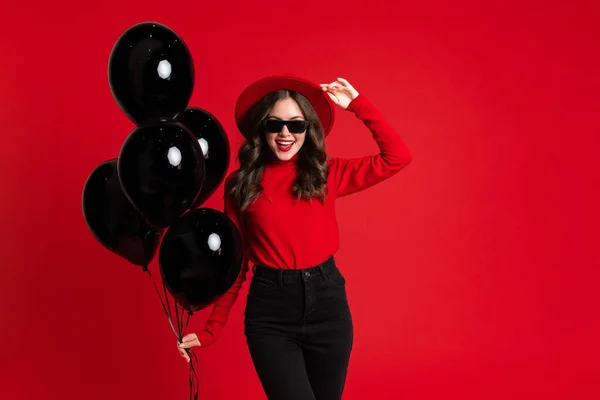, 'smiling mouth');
275,140,295,152
275,140,295,146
